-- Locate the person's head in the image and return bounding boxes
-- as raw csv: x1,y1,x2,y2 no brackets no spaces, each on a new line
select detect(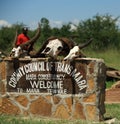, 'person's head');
22,27,28,35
